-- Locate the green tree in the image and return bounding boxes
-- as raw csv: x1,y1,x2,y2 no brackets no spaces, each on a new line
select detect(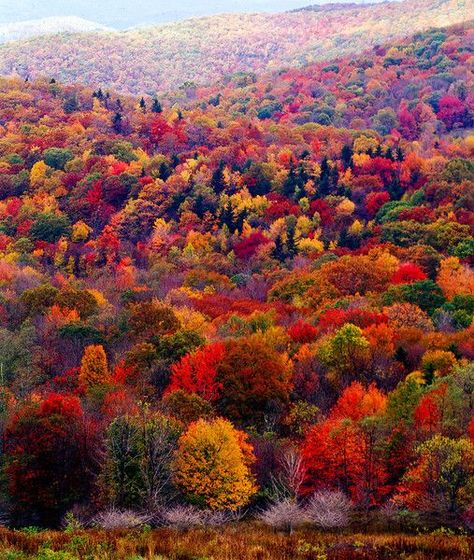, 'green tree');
29,213,72,243
318,323,370,385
